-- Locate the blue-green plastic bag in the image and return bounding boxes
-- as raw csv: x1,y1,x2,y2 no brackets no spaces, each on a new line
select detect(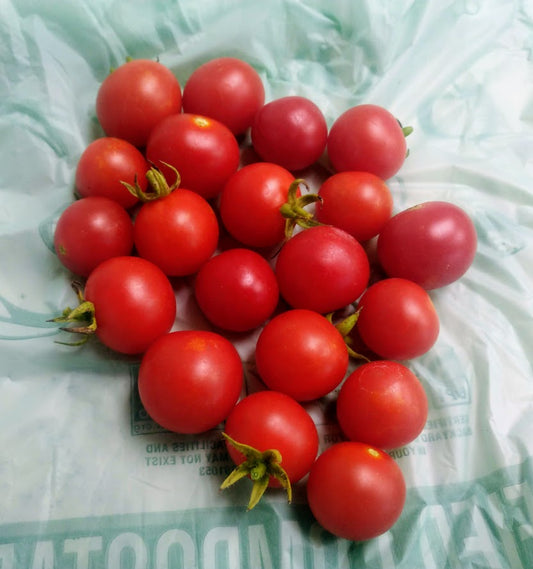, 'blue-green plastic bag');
1,1,532,567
